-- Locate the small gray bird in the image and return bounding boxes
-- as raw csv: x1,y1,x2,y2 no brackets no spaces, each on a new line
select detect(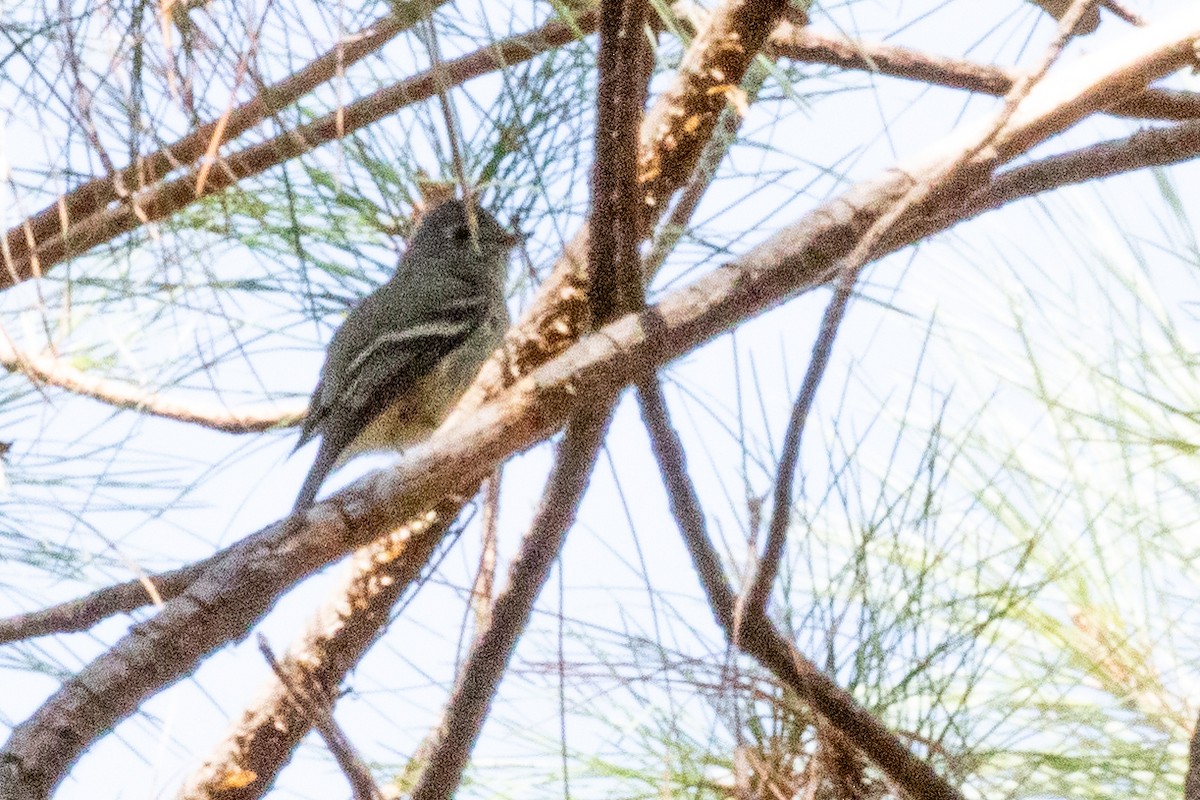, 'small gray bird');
293,199,518,511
